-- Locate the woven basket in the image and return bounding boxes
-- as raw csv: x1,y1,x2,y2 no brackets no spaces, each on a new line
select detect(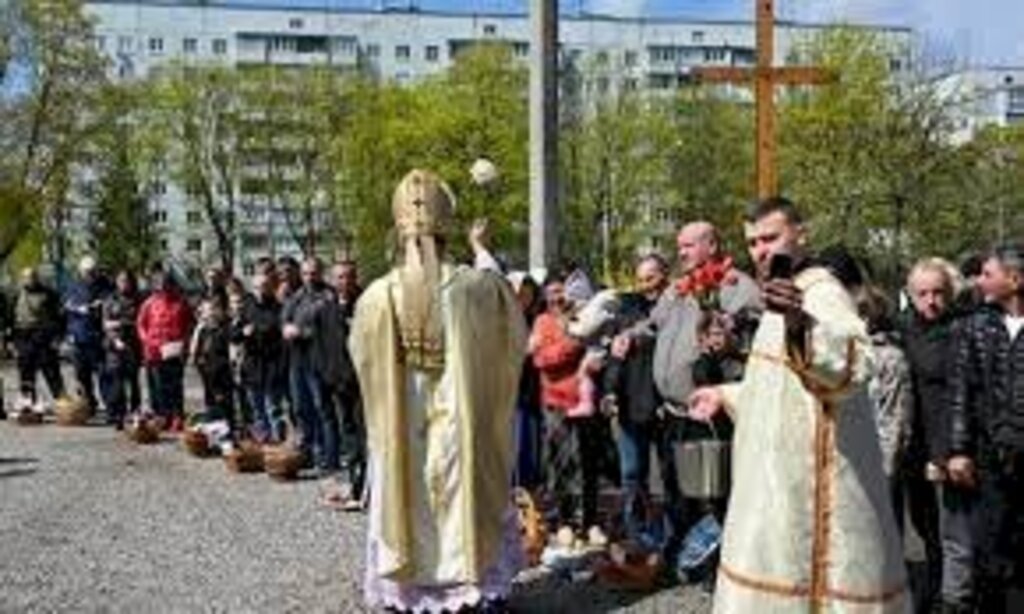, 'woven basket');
14,410,44,426
182,429,211,457
594,545,662,592
126,417,160,444
263,445,303,481
513,487,547,567
54,396,90,427
224,440,264,473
